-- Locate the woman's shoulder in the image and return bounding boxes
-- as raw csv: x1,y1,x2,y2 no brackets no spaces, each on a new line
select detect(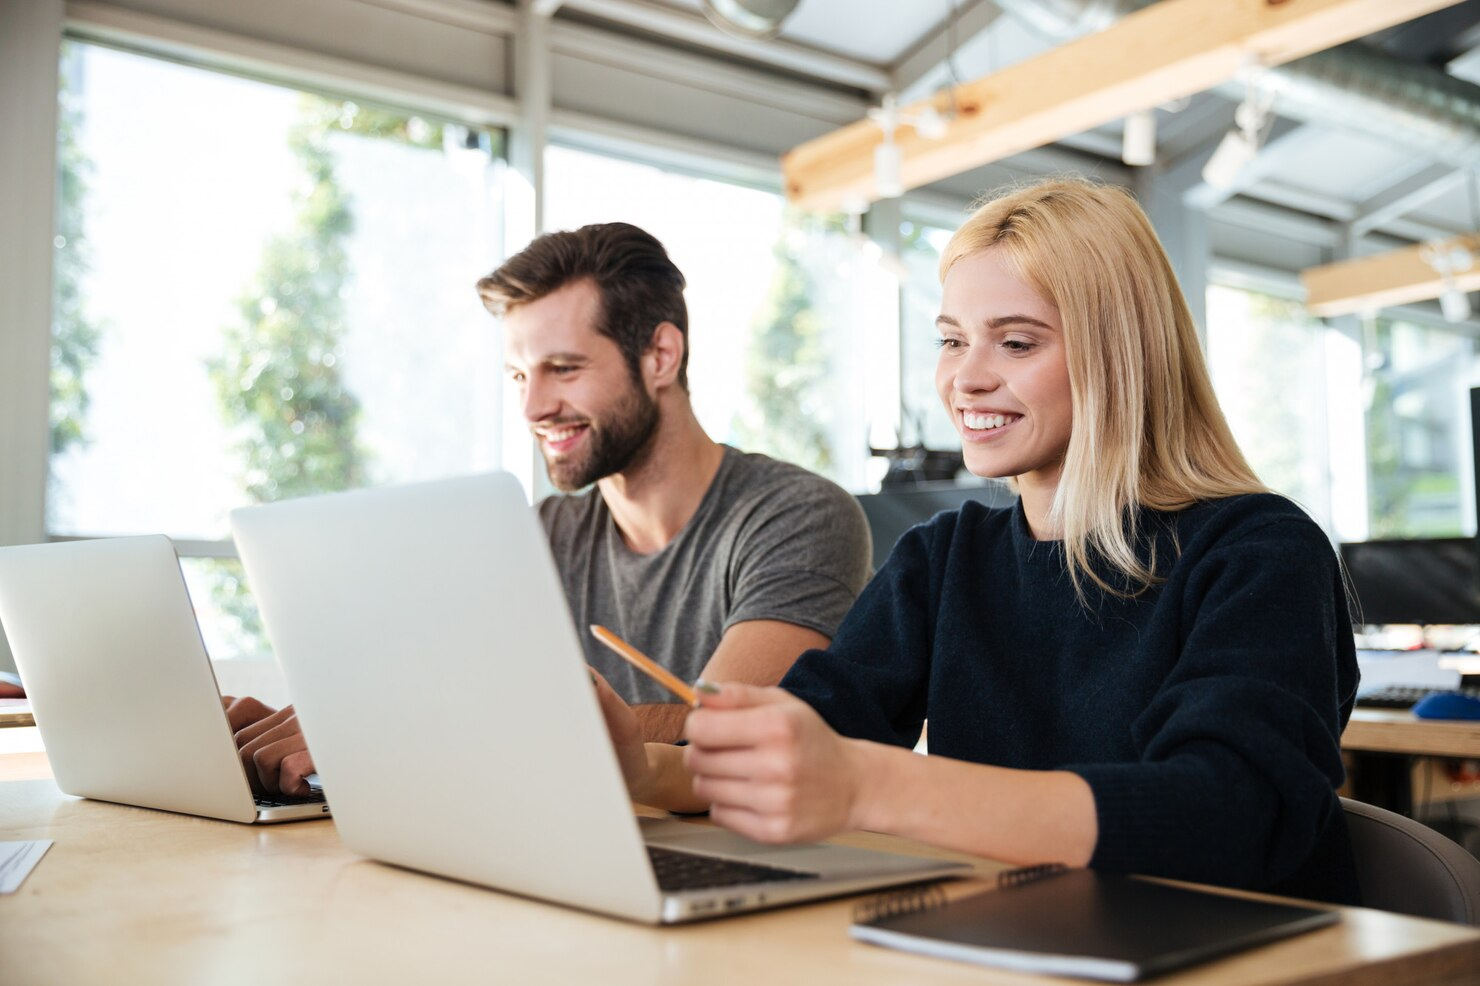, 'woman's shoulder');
1171,492,1331,556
